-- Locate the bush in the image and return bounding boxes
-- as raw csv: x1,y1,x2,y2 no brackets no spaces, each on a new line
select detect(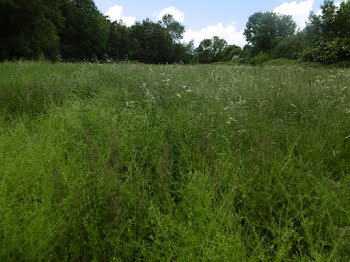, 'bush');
249,52,272,65
271,37,302,59
301,38,350,64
